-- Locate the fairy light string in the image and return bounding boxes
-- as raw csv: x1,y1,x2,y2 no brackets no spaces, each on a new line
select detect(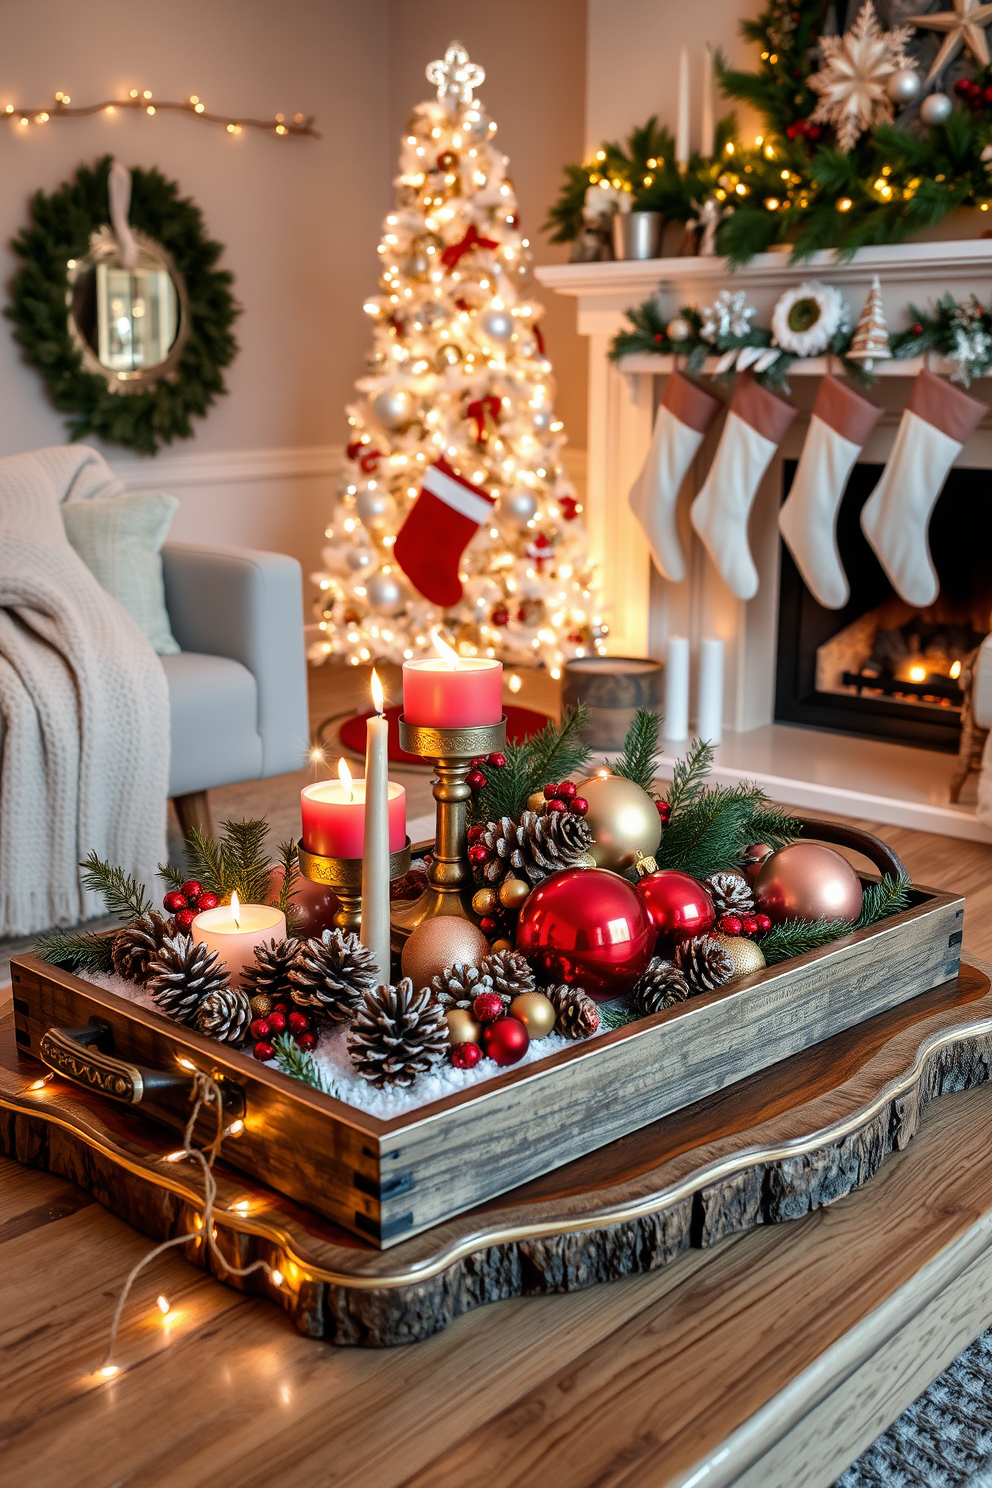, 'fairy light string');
3,90,319,139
